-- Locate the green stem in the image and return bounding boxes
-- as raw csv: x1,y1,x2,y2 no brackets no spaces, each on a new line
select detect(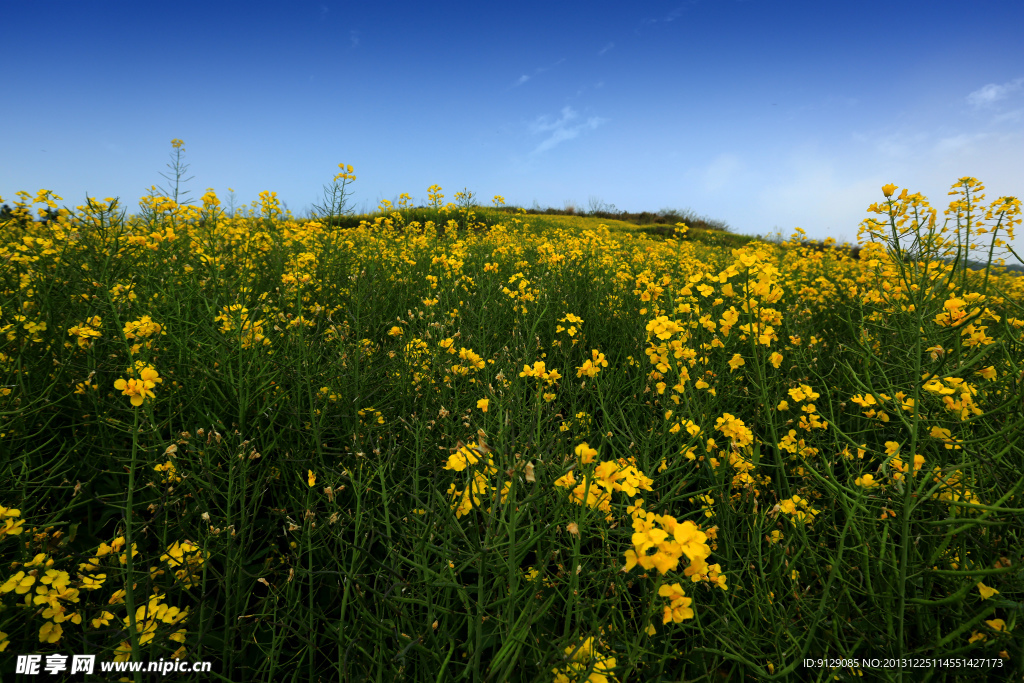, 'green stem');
123,407,143,683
